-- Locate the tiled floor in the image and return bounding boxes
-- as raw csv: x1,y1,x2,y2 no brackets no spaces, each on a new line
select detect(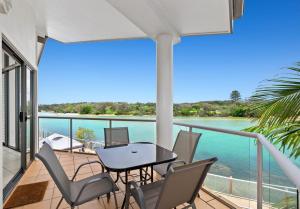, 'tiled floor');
5,151,235,209
3,146,21,187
